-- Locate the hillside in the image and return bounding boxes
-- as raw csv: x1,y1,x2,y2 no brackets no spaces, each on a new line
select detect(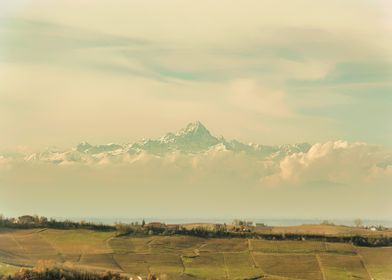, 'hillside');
0,227,391,279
